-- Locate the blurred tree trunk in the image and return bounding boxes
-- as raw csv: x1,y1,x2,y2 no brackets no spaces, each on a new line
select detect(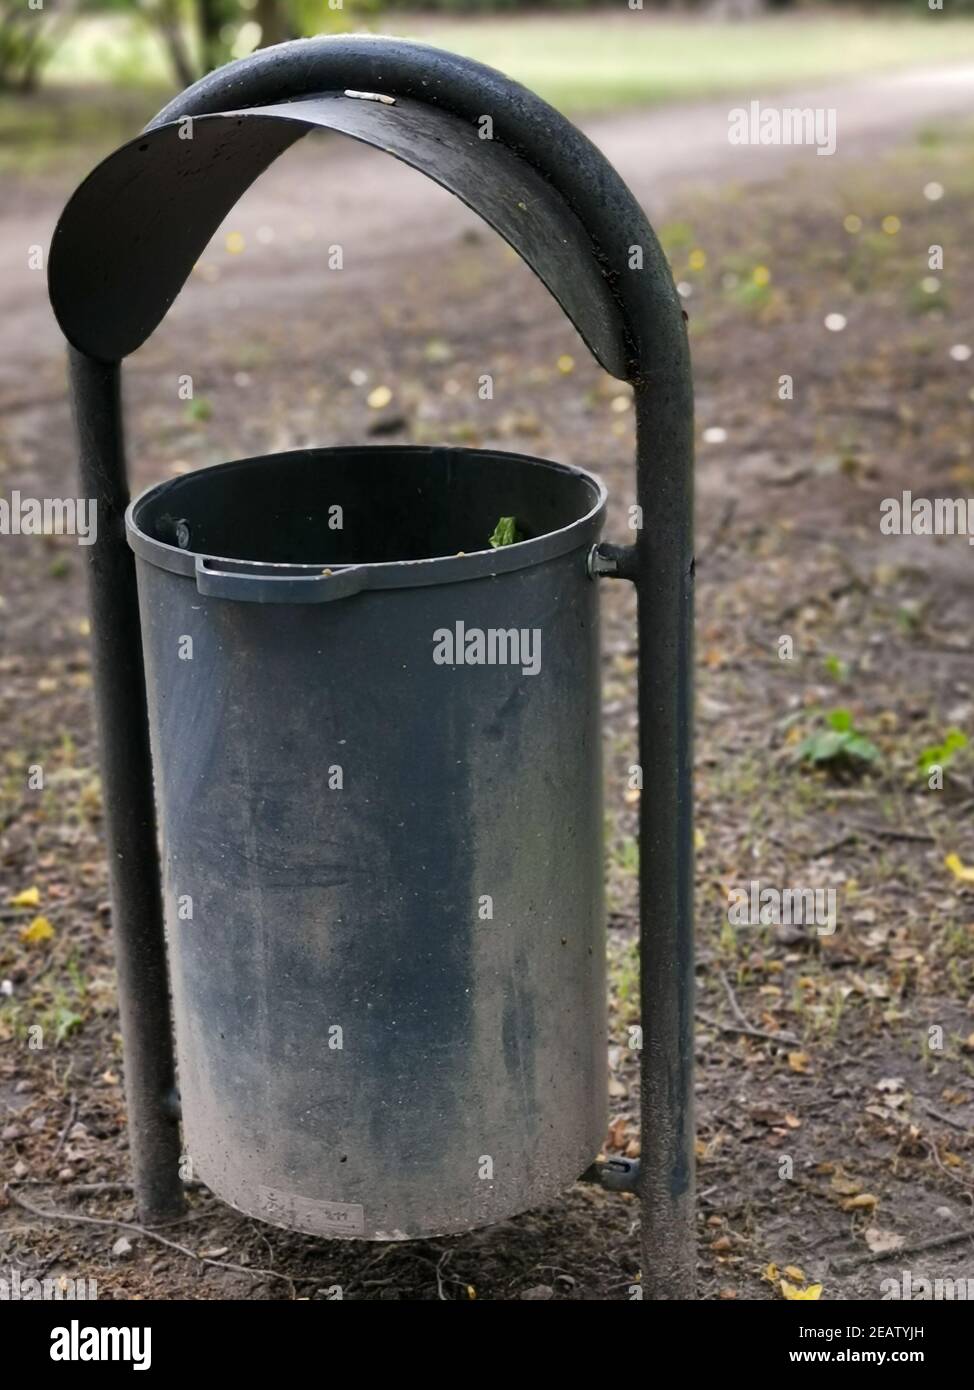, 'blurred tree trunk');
197,0,224,74
0,0,76,93
256,0,295,49
153,0,197,89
